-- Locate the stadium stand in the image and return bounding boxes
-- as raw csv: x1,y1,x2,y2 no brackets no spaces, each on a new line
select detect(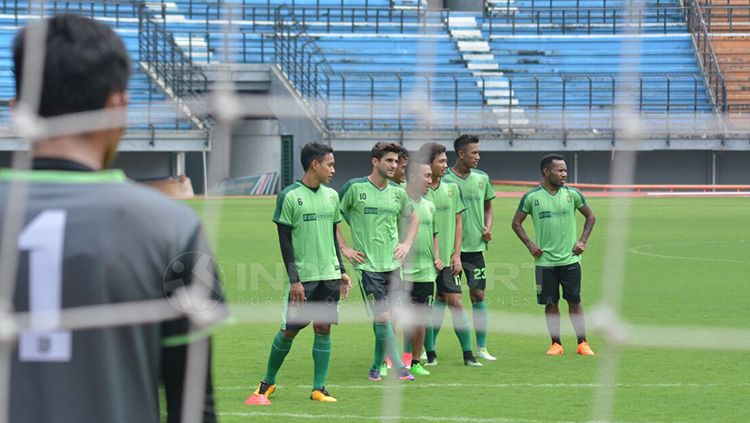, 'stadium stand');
0,1,206,132
692,0,750,110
